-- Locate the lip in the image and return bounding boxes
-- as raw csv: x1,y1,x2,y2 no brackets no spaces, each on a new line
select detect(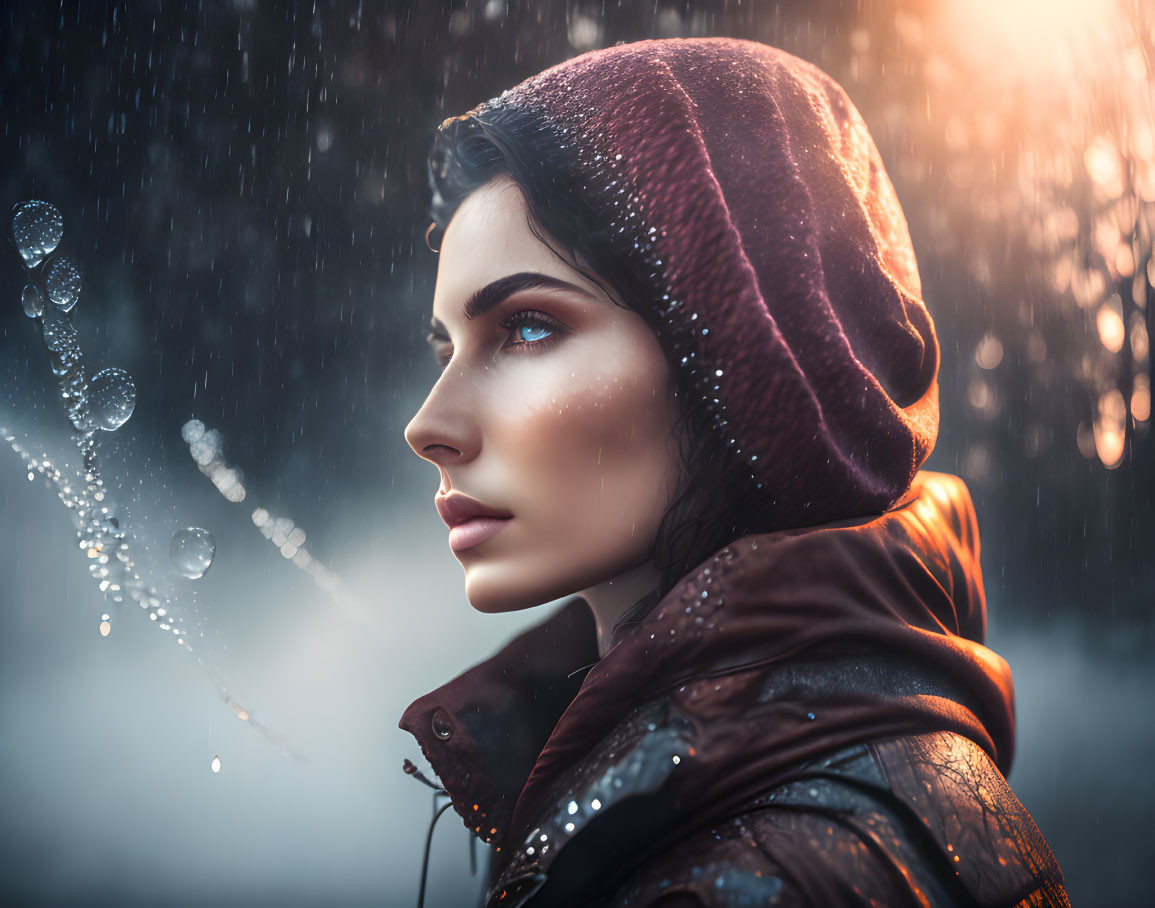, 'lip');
435,492,513,529
448,516,512,552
